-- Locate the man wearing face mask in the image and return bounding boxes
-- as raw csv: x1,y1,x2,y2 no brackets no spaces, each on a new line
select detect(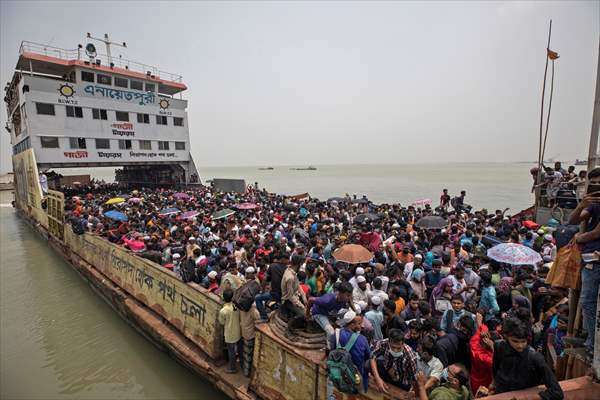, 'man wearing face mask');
370,328,418,393
568,167,600,360
415,363,470,400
